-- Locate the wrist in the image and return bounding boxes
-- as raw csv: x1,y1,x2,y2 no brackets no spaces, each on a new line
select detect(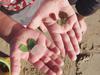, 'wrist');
6,23,24,43
0,11,24,43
